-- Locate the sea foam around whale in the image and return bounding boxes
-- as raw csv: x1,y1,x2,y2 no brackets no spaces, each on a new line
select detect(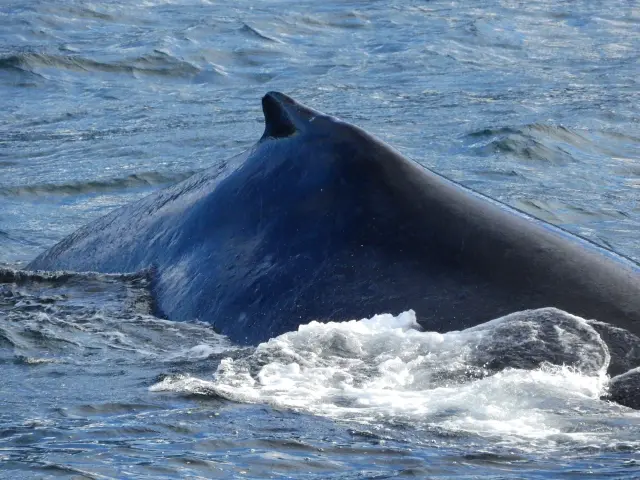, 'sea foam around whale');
151,308,636,449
